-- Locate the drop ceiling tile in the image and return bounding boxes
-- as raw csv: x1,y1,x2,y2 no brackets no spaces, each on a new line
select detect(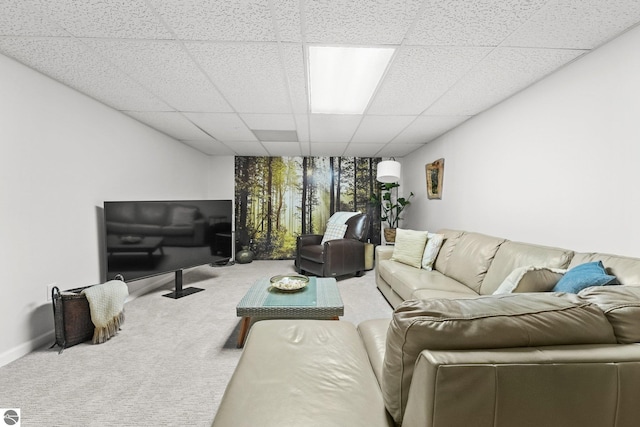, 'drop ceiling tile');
309,115,362,143
272,1,302,42
377,143,425,157
84,40,232,112
304,0,423,44
344,143,387,157
309,142,349,157
408,0,548,46
368,46,492,115
184,113,257,141
149,0,278,41
180,140,235,156
280,43,308,113
0,38,169,111
224,141,269,156
504,0,640,49
426,47,585,115
0,0,68,36
240,114,296,130
125,112,211,140
40,0,172,39
393,116,471,144
262,141,302,156
187,42,292,113
351,116,416,143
